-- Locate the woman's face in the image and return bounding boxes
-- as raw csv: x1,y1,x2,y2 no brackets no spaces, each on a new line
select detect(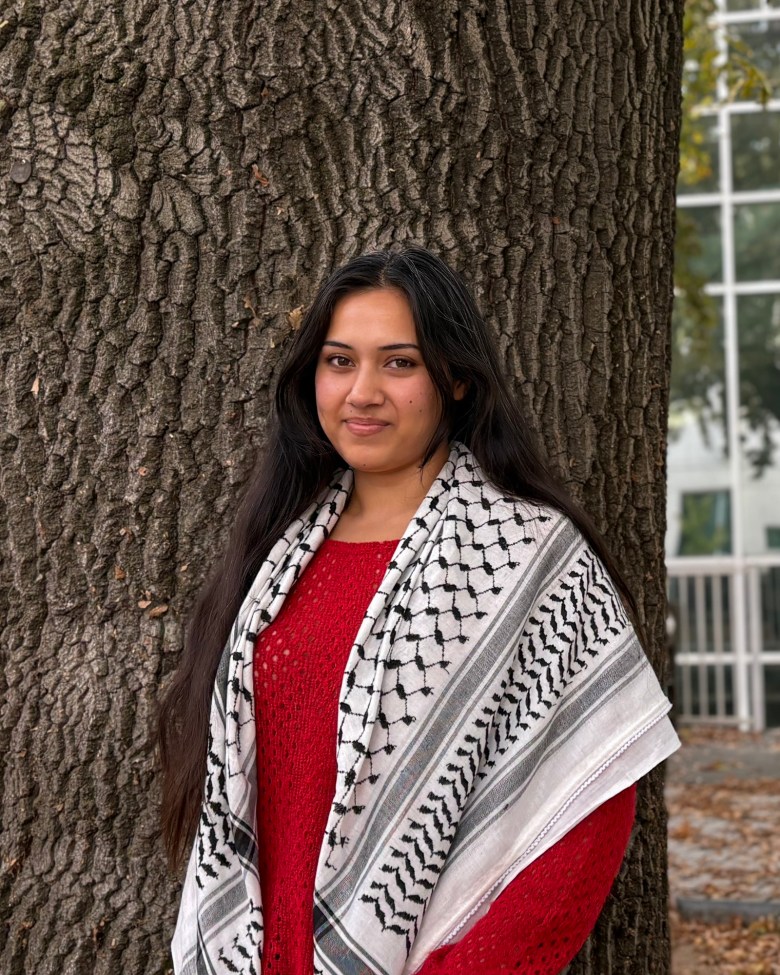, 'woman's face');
314,287,454,476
